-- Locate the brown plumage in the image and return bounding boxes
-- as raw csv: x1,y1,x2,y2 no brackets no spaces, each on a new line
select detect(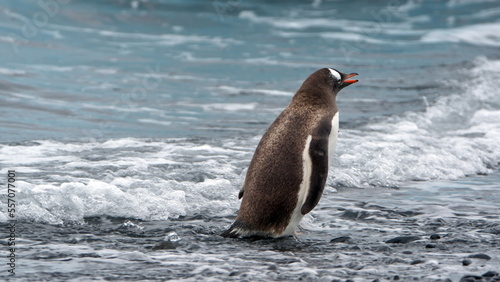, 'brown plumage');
223,68,358,238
